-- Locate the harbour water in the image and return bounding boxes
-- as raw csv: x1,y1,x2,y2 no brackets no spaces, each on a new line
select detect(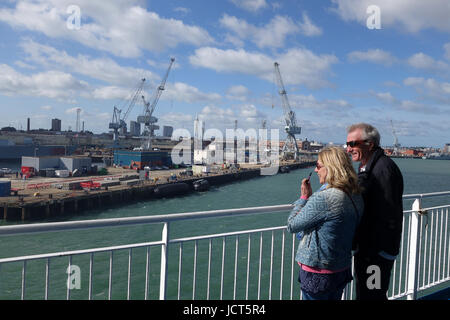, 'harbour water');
0,158,449,299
